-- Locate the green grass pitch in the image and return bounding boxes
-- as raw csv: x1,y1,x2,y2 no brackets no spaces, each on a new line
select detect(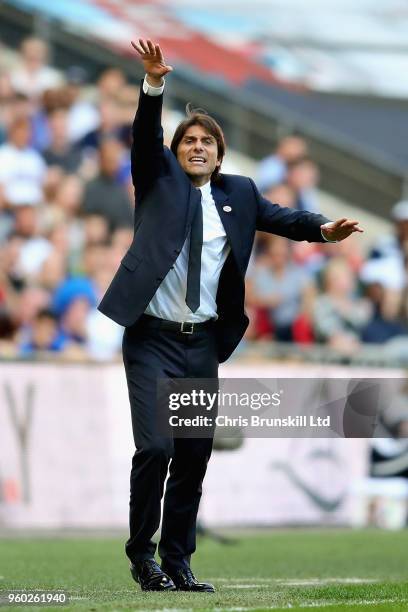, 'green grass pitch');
1,529,408,611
